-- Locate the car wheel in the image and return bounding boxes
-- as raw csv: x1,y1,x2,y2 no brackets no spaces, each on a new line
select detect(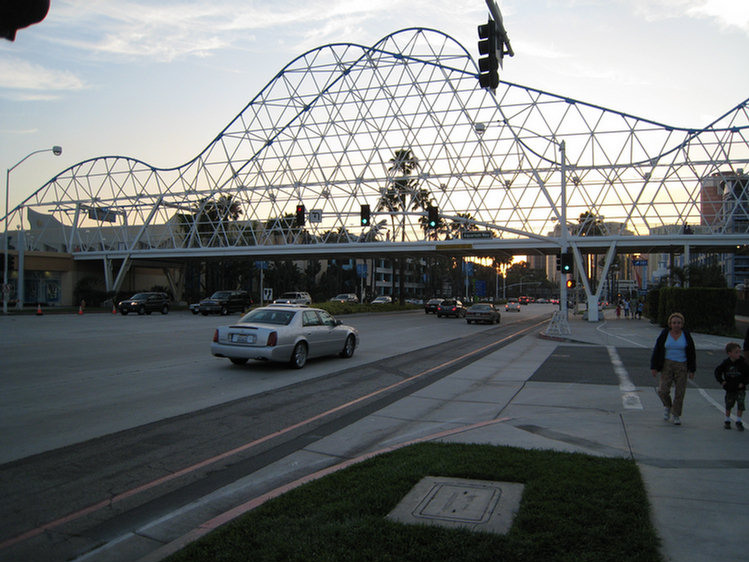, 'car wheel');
138,306,146,315
466,319,472,324
289,342,308,369
191,308,199,315
161,305,169,314
229,357,248,365
120,310,128,315
339,334,356,358
221,306,229,315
